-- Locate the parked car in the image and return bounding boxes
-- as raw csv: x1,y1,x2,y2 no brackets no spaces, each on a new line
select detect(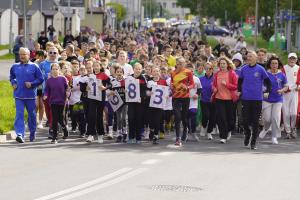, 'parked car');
204,24,230,36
